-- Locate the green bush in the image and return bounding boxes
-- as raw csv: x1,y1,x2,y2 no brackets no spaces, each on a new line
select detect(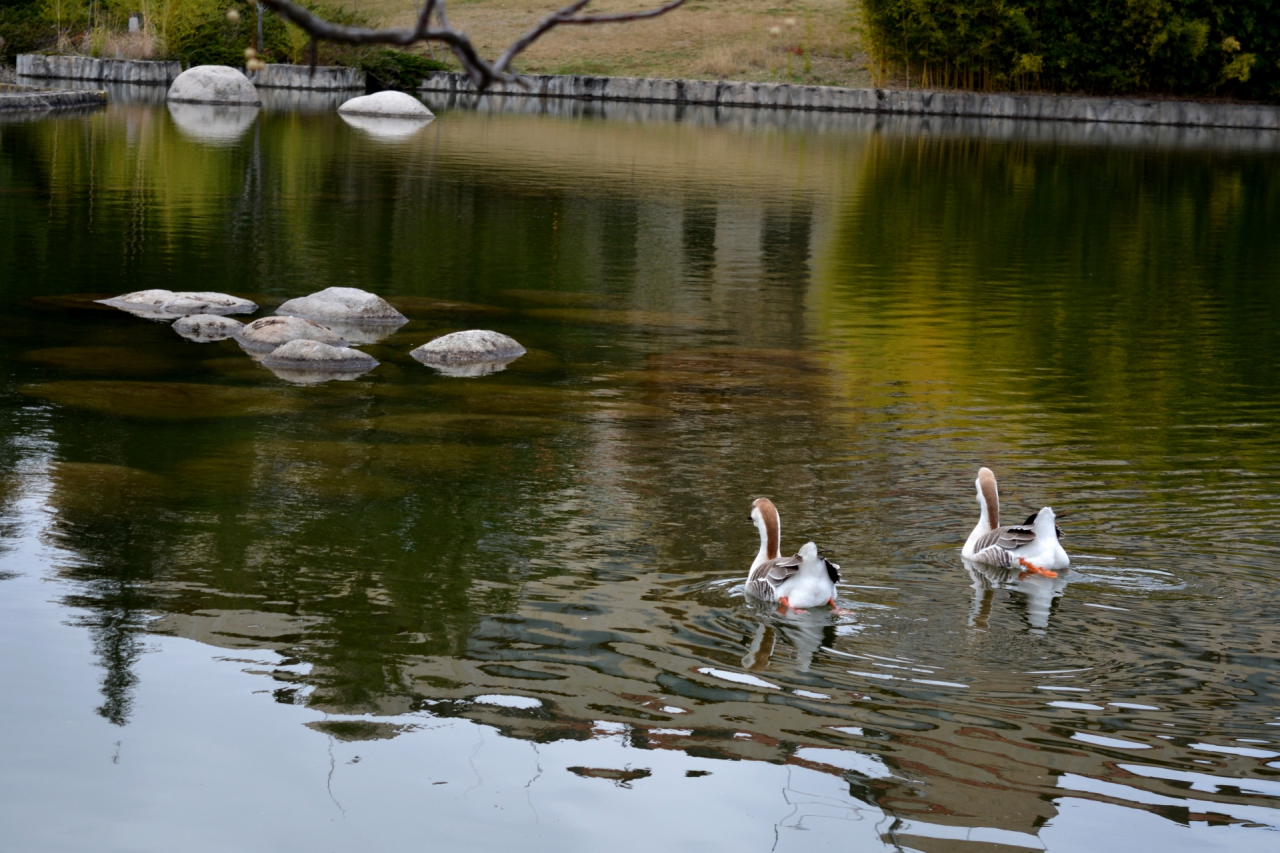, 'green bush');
0,0,54,59
353,48,449,90
859,0,1280,100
